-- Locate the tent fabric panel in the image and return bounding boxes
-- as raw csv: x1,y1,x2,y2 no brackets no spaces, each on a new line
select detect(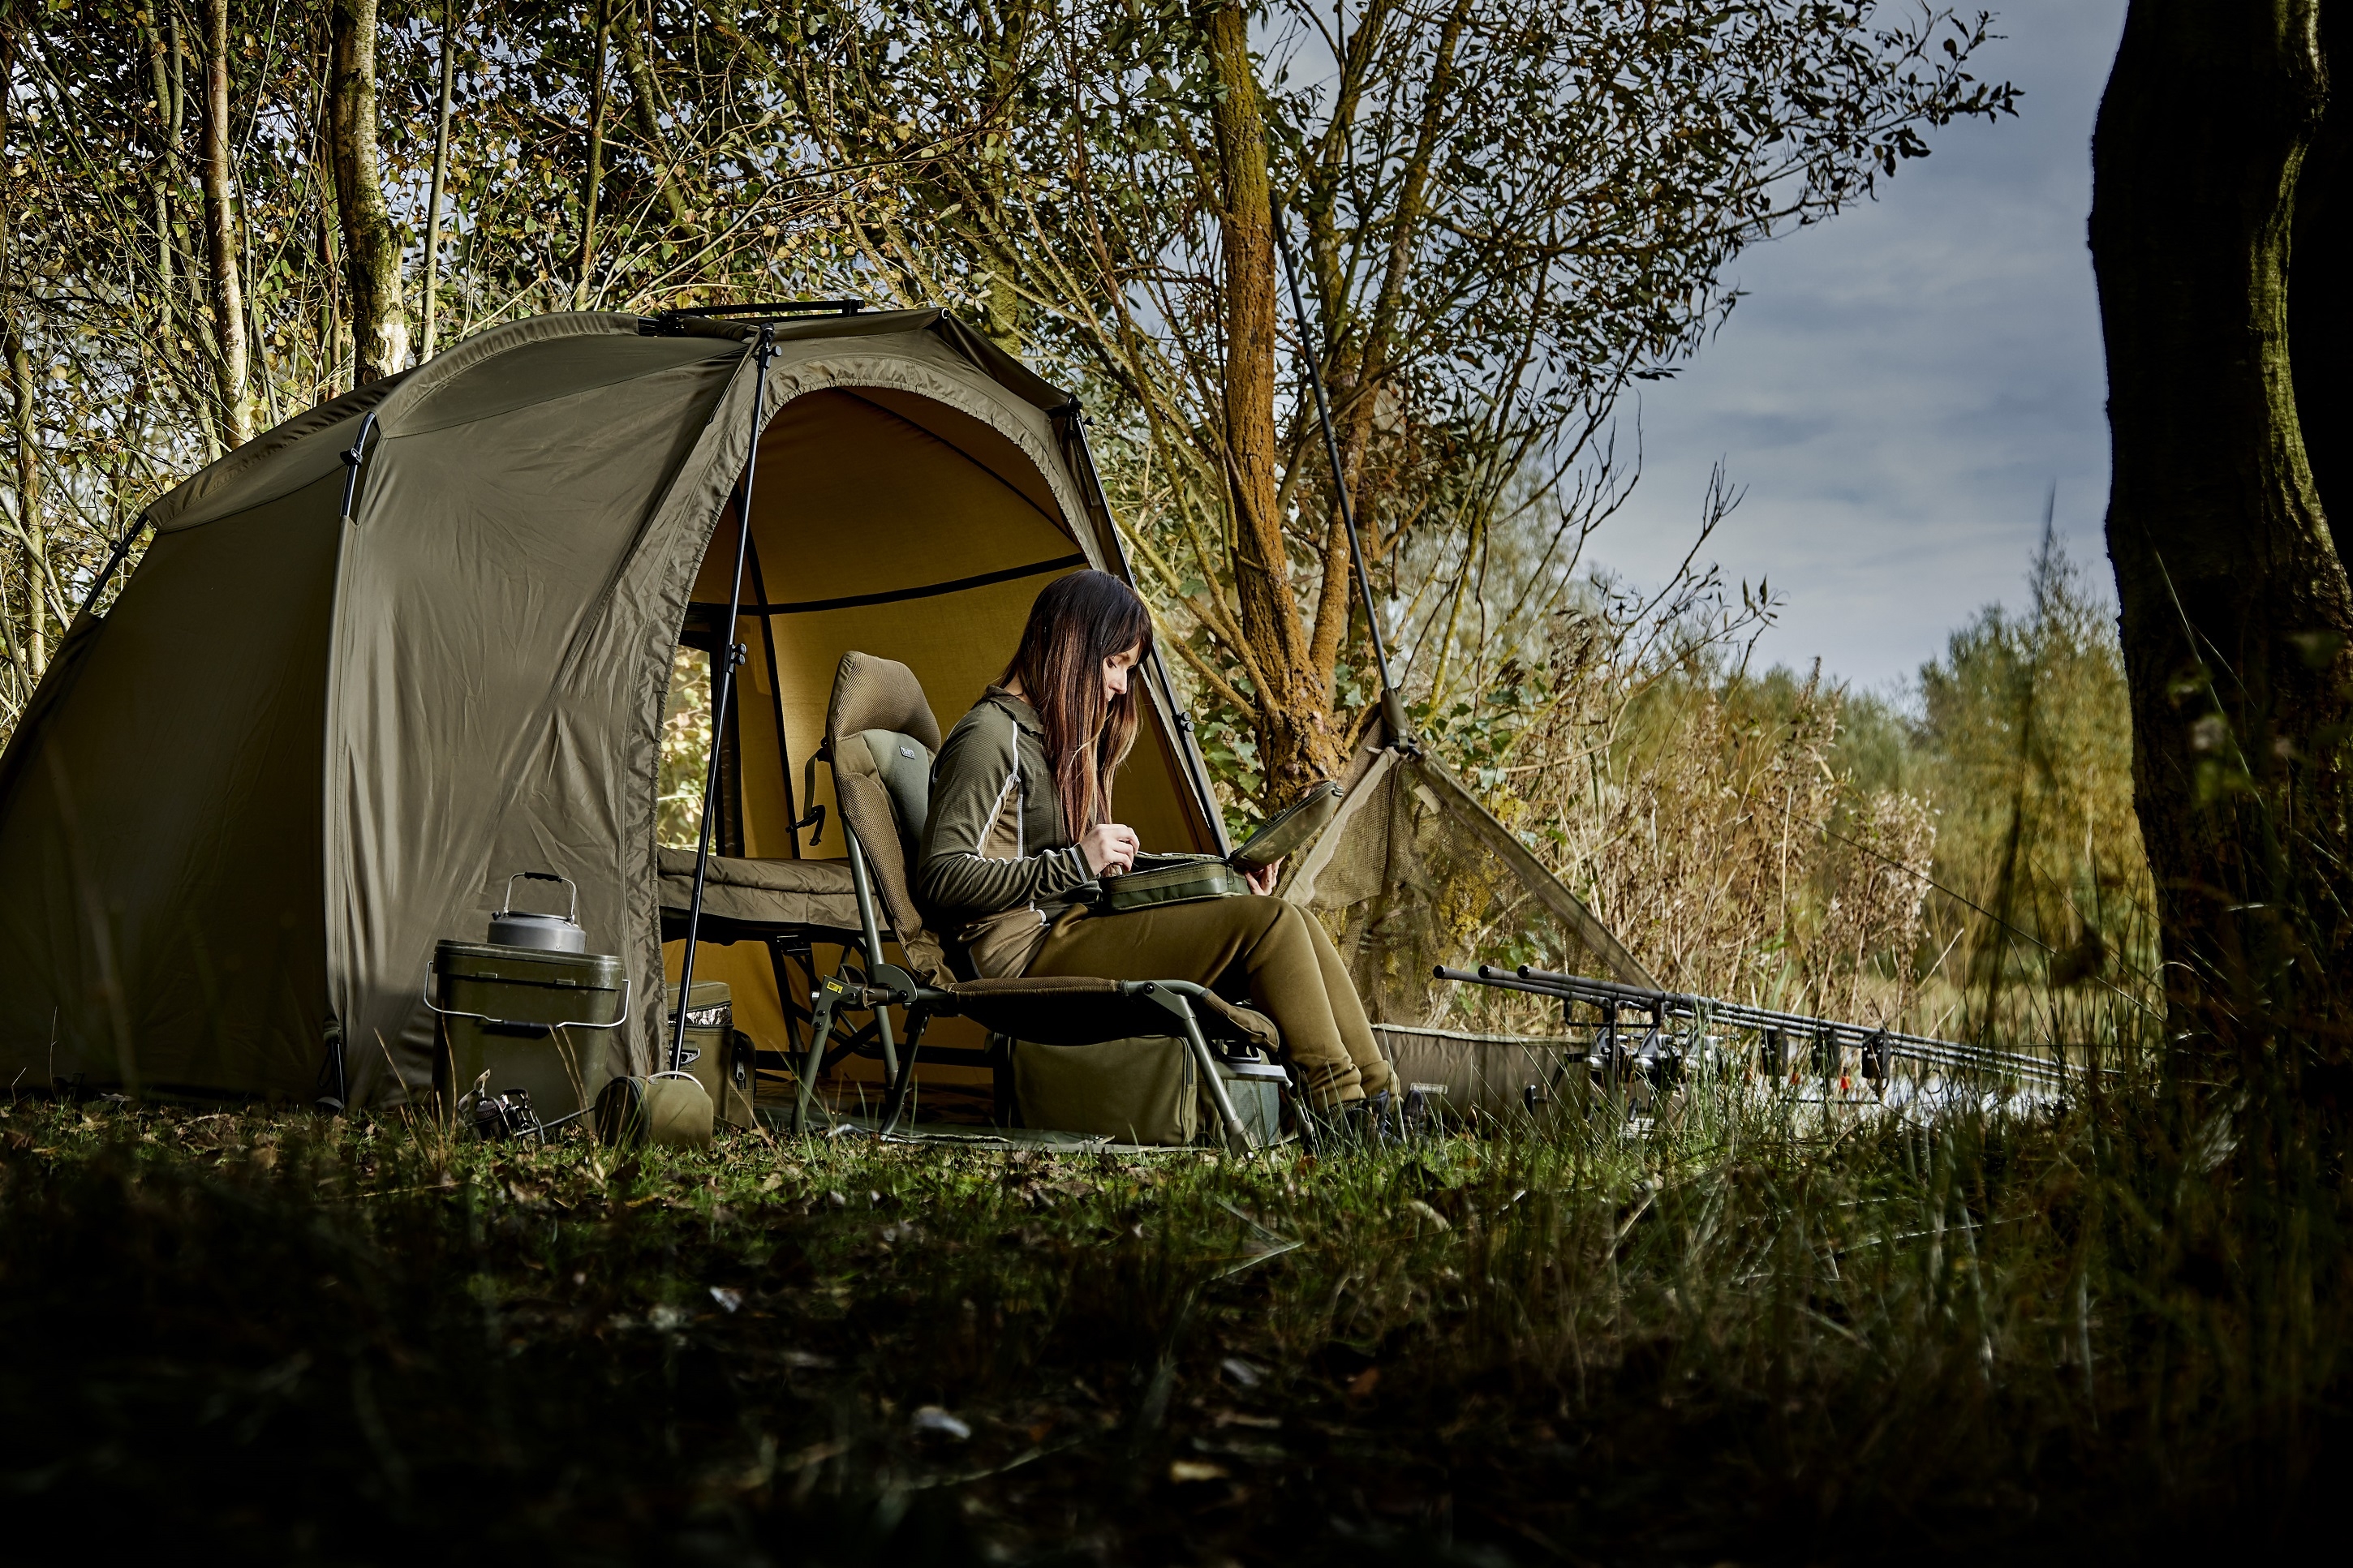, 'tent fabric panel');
729,593,799,860
0,474,342,1098
747,331,1092,544
845,386,1068,528
328,342,750,1104
151,398,389,538
725,388,1077,600
388,333,747,439
465,342,776,1090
